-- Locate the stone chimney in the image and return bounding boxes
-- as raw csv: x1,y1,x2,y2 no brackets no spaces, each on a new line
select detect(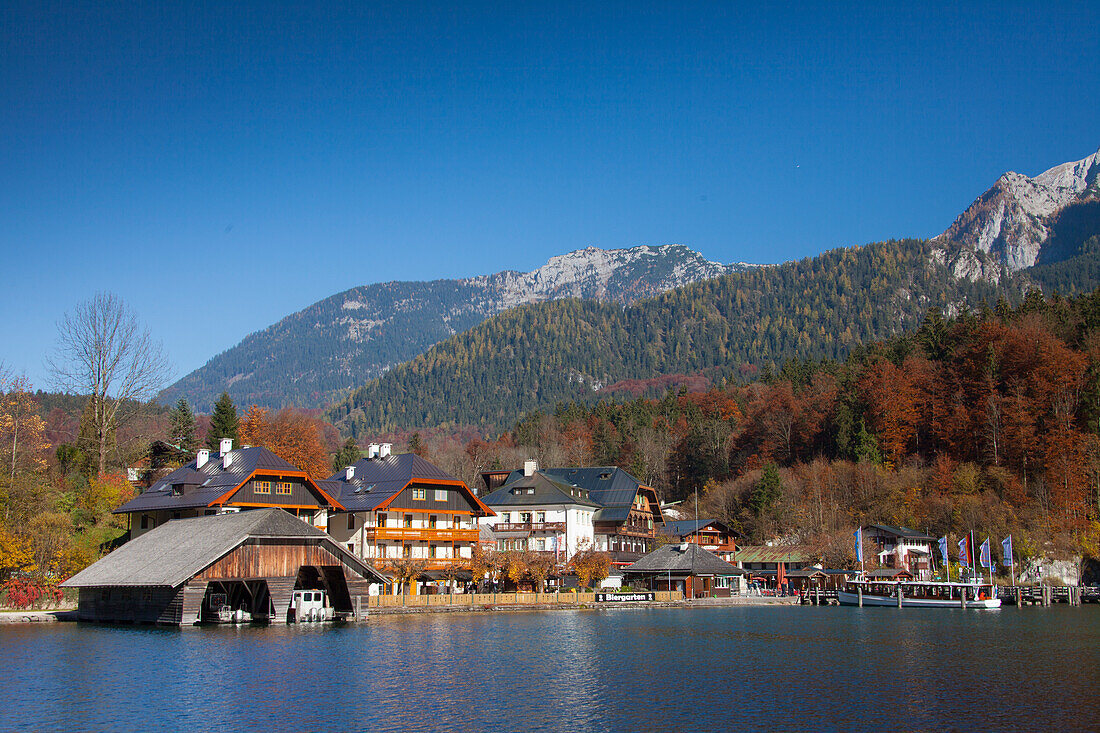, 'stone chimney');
219,437,233,454
379,443,392,458
196,449,210,469
523,459,538,477
367,443,380,459
345,465,355,481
